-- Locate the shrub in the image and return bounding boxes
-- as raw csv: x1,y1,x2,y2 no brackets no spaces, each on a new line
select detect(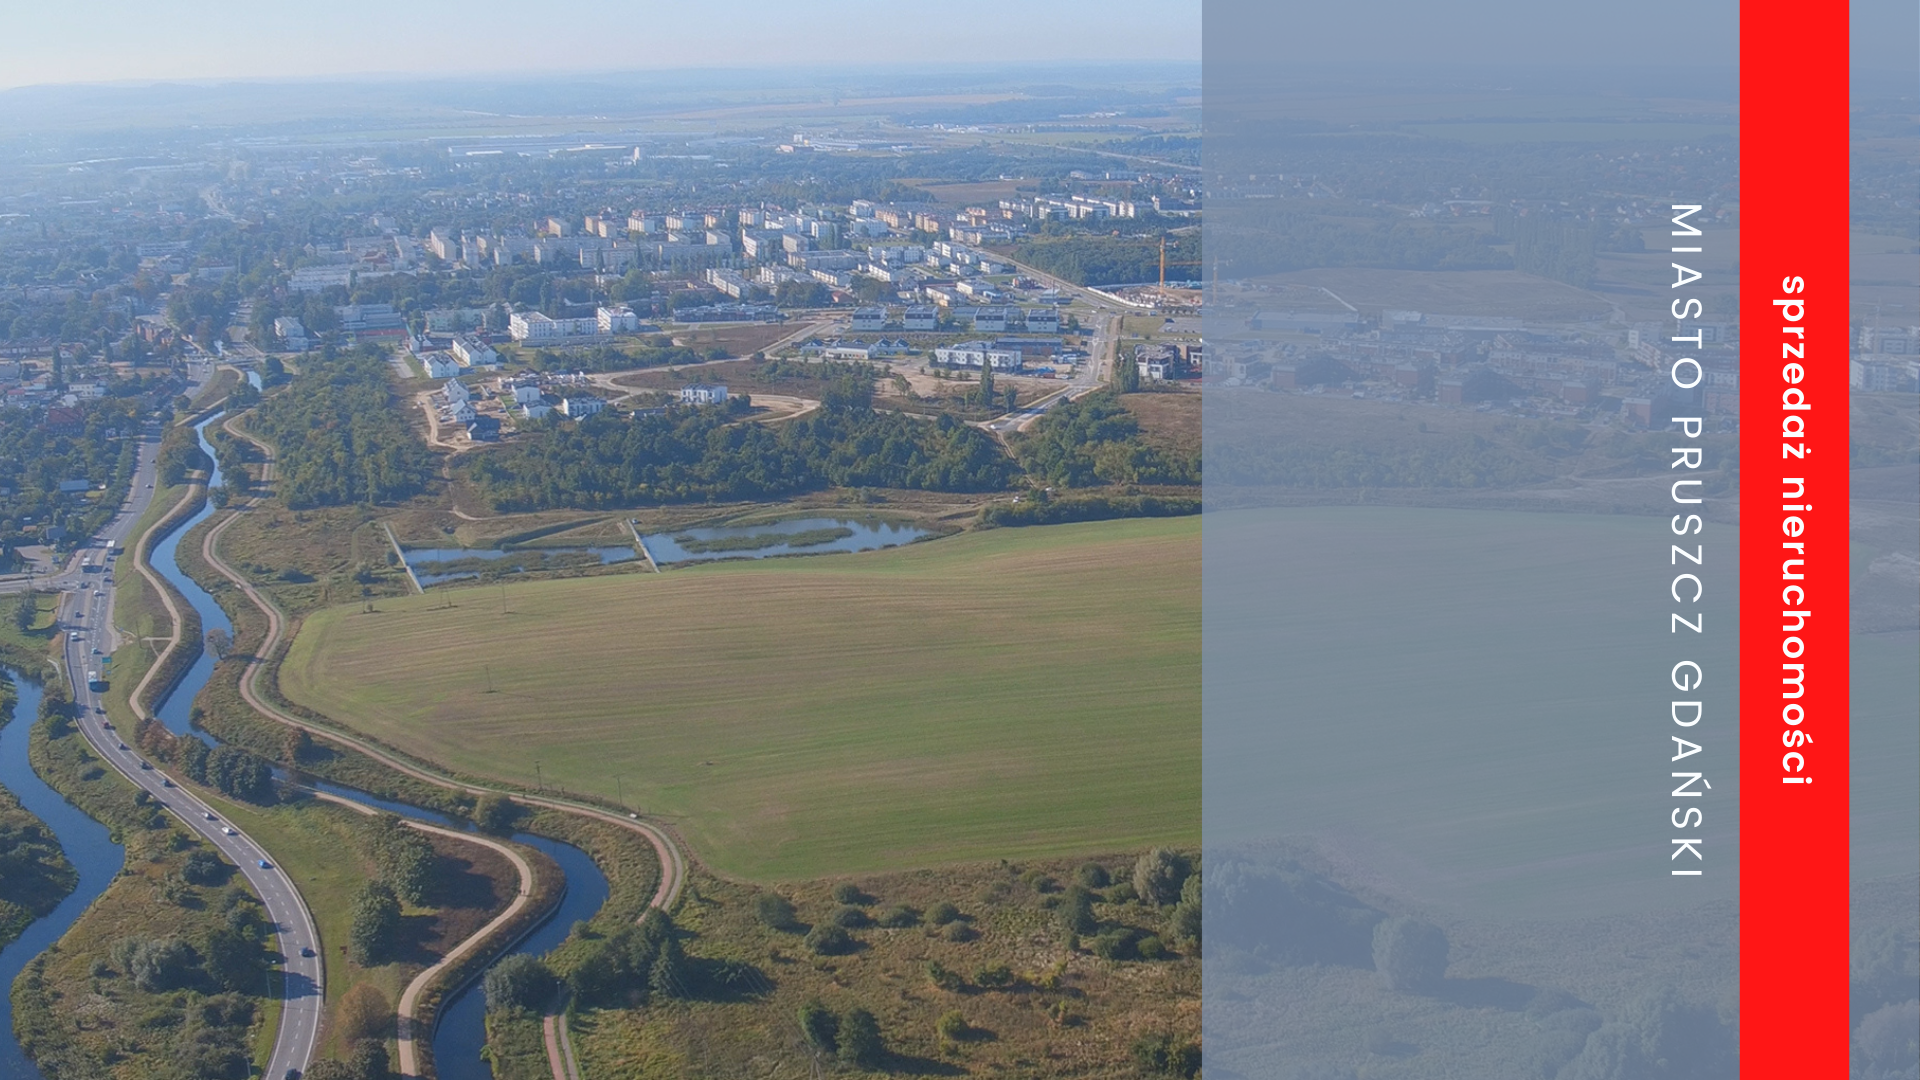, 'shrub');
838,1007,883,1067
876,903,919,928
1056,886,1097,936
1132,1033,1202,1078
942,921,975,943
798,999,838,1052
1137,934,1166,960
1091,928,1139,961
831,882,868,905
755,892,800,932
472,794,519,834
1107,881,1138,904
1076,862,1111,888
974,965,1015,988
926,960,965,992
1372,916,1449,992
936,1010,970,1041
1021,869,1058,893
926,900,961,926
181,849,230,886
829,904,870,928
1133,848,1191,907
334,982,394,1042
1171,899,1202,946
121,936,200,991
805,923,855,955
